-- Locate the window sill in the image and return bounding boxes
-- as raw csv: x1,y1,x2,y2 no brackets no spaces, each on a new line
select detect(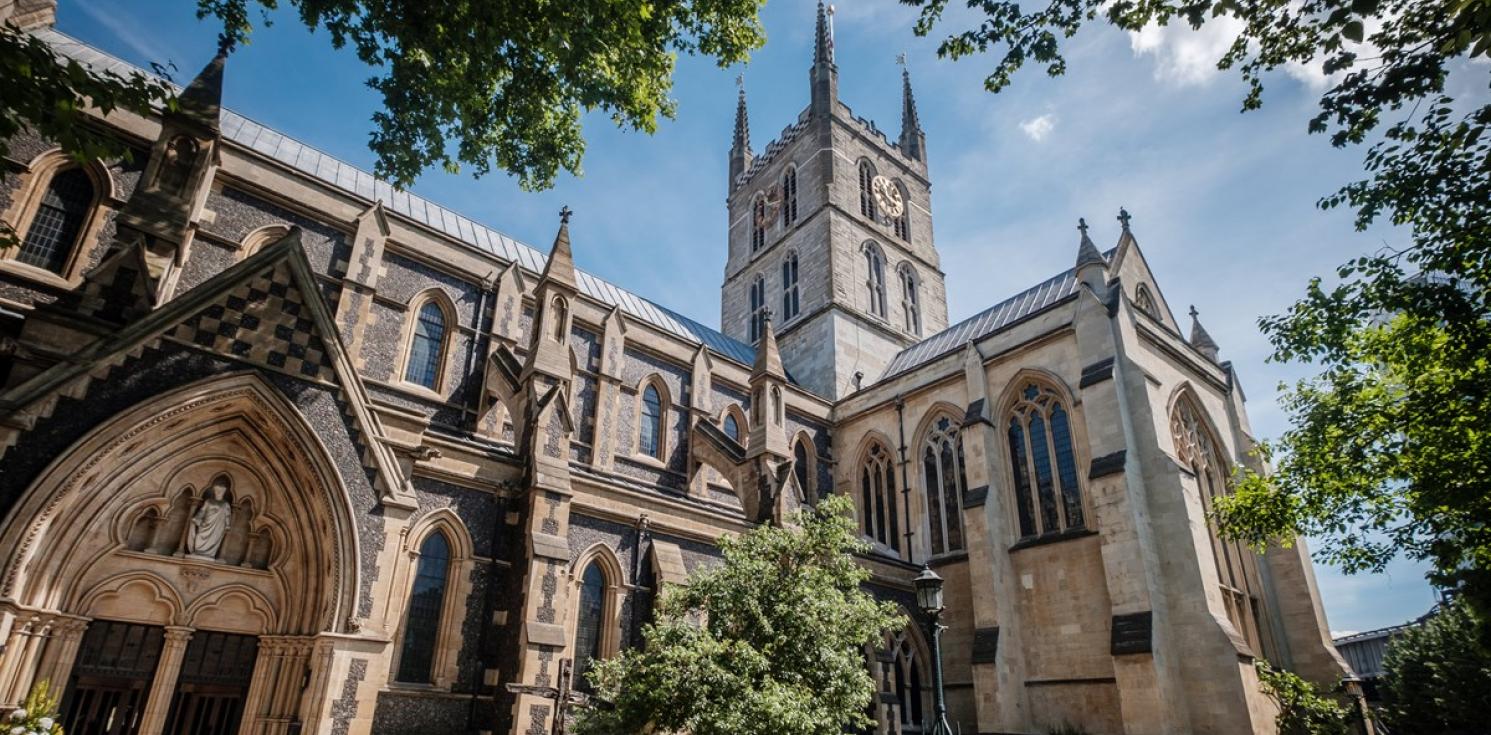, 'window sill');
1008,528,1098,552
395,381,447,402
625,453,668,470
0,259,76,289
928,550,969,567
